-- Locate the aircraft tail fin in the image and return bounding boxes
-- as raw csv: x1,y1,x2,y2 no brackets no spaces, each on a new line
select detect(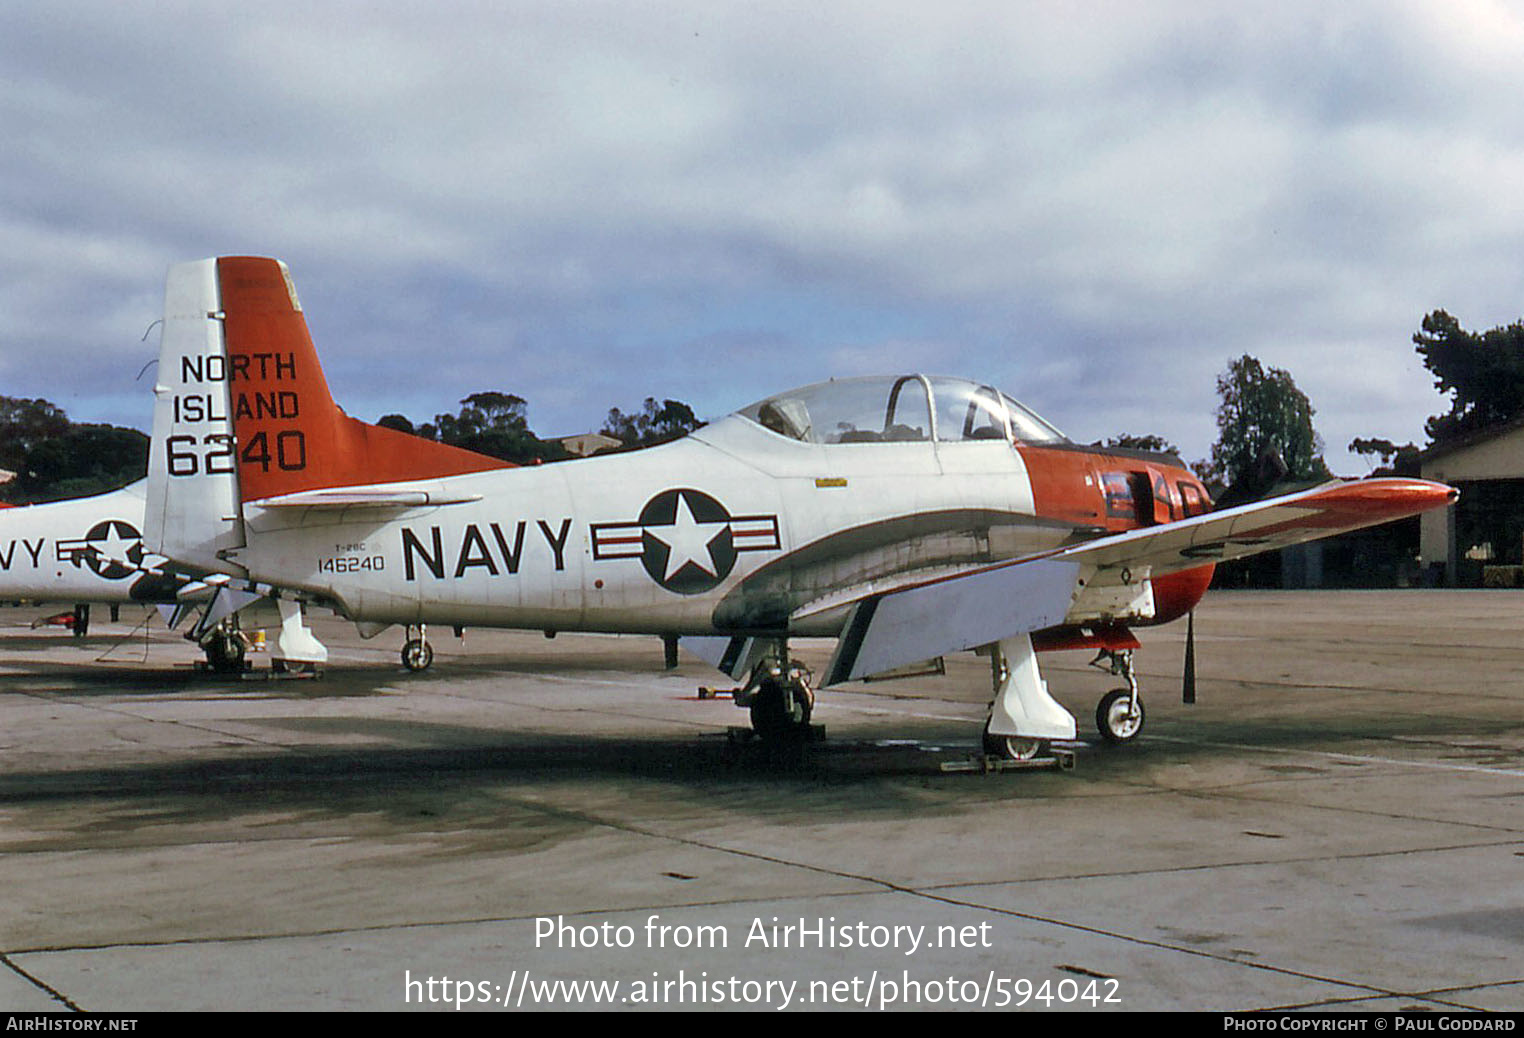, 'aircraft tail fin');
145,259,244,573
146,257,513,571
213,256,513,503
